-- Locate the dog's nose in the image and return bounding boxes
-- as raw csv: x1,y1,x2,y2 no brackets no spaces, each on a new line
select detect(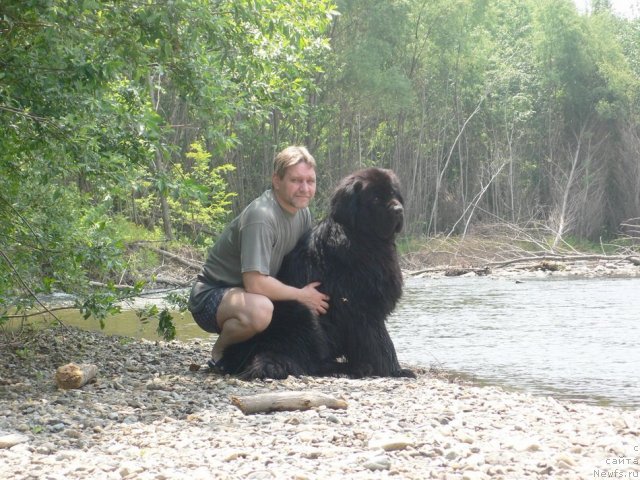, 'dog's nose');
391,201,403,216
